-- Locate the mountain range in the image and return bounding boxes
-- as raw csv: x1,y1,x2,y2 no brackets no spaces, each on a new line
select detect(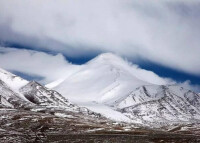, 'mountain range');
0,53,200,142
